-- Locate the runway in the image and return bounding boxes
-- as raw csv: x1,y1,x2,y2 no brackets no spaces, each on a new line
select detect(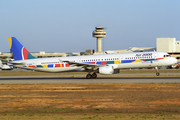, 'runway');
0,73,180,84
